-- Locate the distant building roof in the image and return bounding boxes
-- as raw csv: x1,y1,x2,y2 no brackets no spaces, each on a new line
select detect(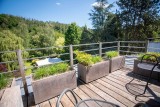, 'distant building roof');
36,57,62,66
